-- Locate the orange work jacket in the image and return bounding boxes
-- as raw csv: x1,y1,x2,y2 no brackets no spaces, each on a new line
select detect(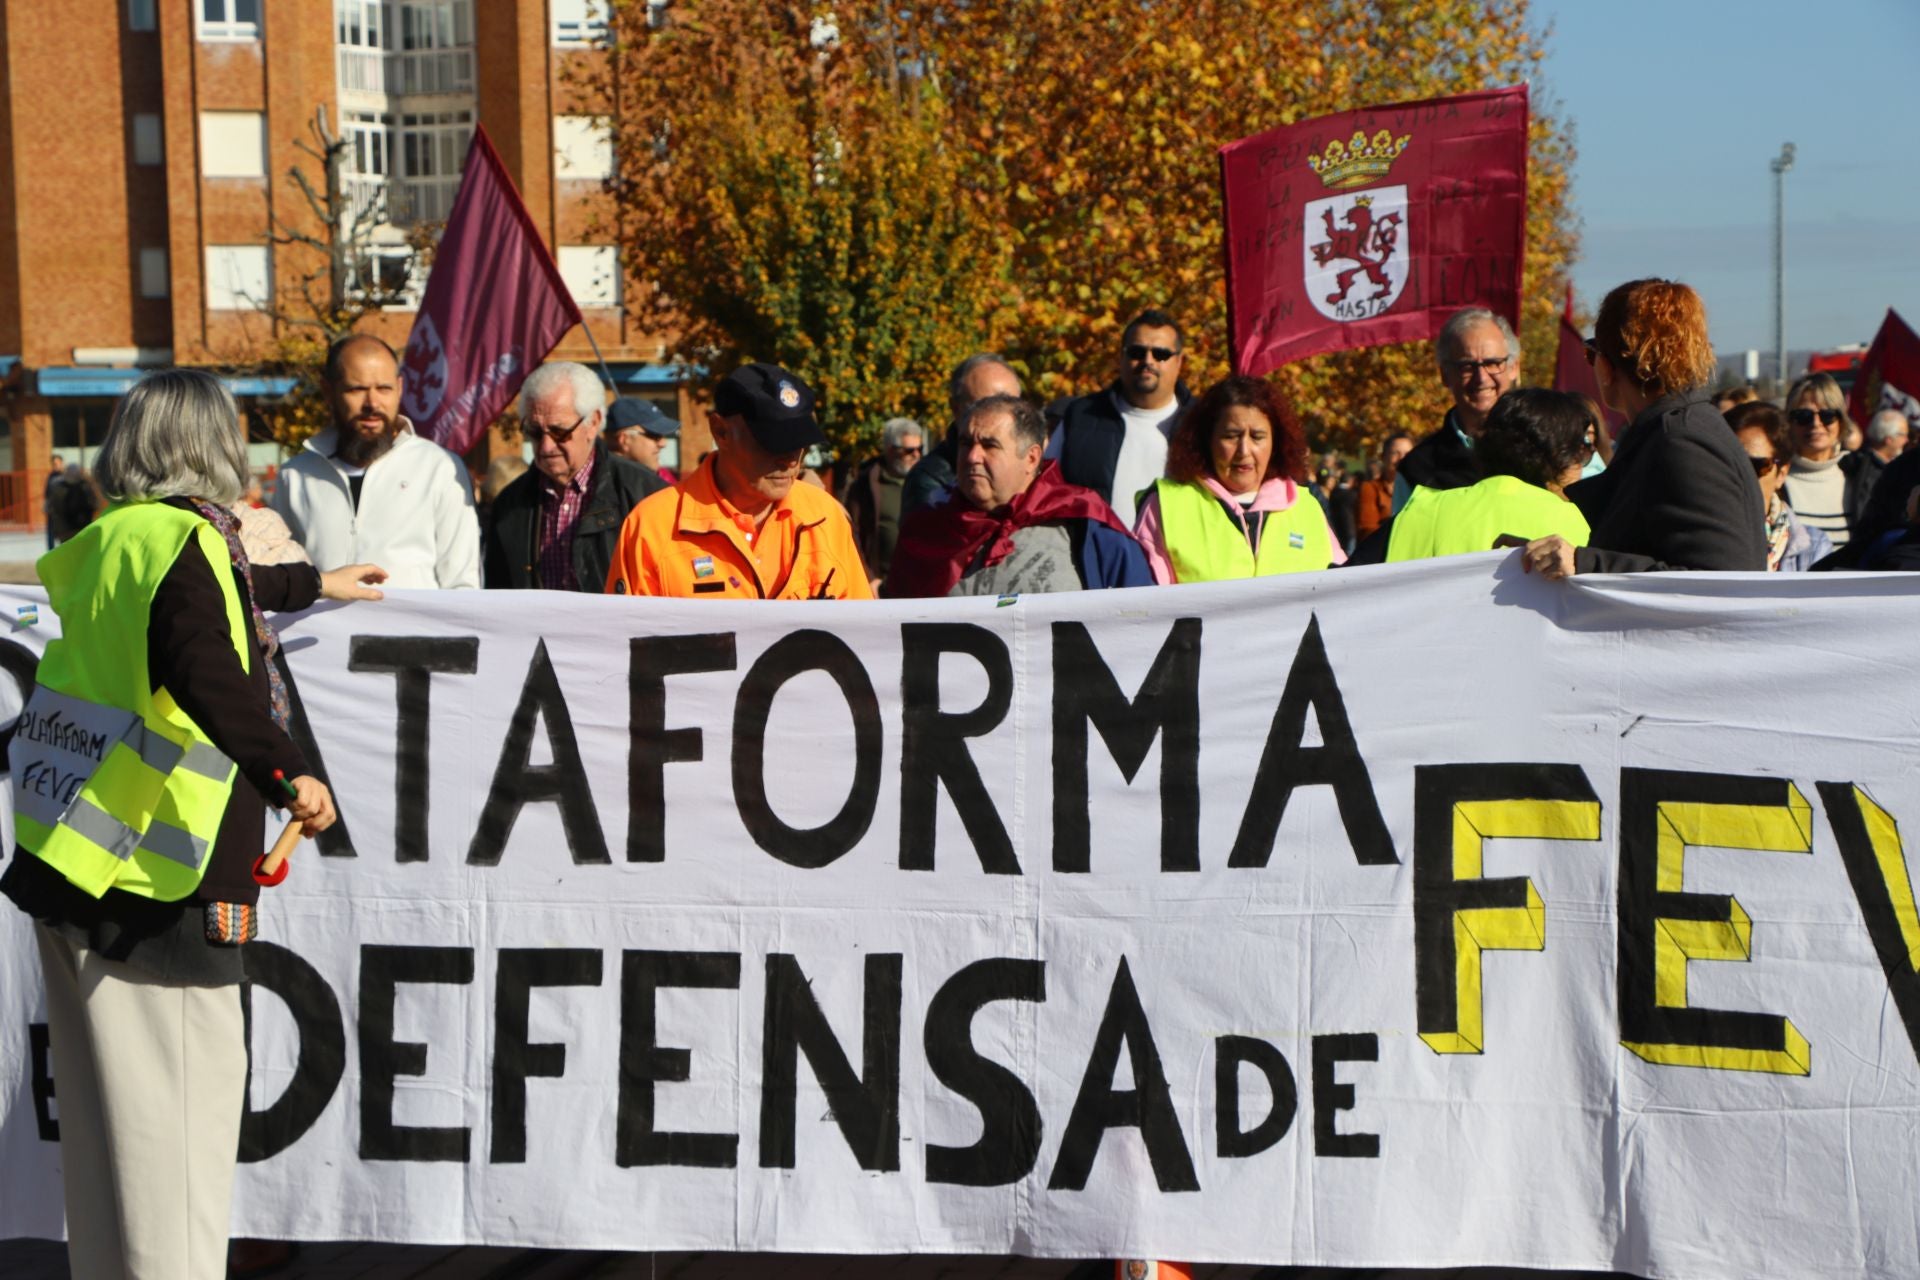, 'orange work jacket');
604,458,874,600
